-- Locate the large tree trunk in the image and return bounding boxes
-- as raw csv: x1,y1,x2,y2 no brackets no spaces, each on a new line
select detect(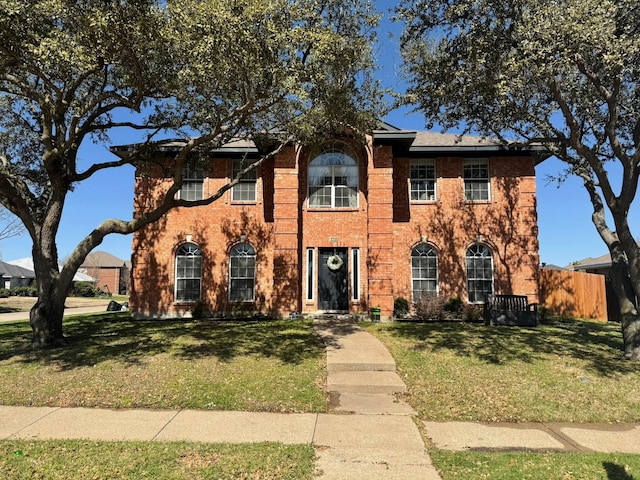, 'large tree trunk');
30,291,67,348
609,253,640,360
29,231,71,348
621,311,640,360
